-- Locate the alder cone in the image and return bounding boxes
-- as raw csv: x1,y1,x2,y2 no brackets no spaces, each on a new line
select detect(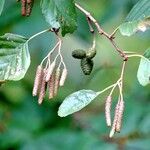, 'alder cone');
86,49,96,59
80,58,93,75
72,49,86,59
